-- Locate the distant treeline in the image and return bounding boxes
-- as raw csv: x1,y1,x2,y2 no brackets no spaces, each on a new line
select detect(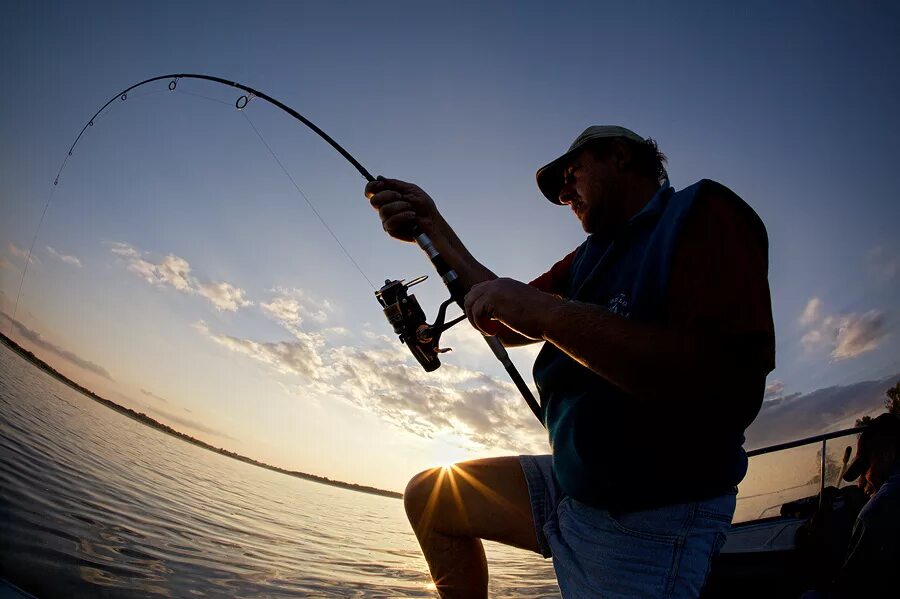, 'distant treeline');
0,332,402,500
